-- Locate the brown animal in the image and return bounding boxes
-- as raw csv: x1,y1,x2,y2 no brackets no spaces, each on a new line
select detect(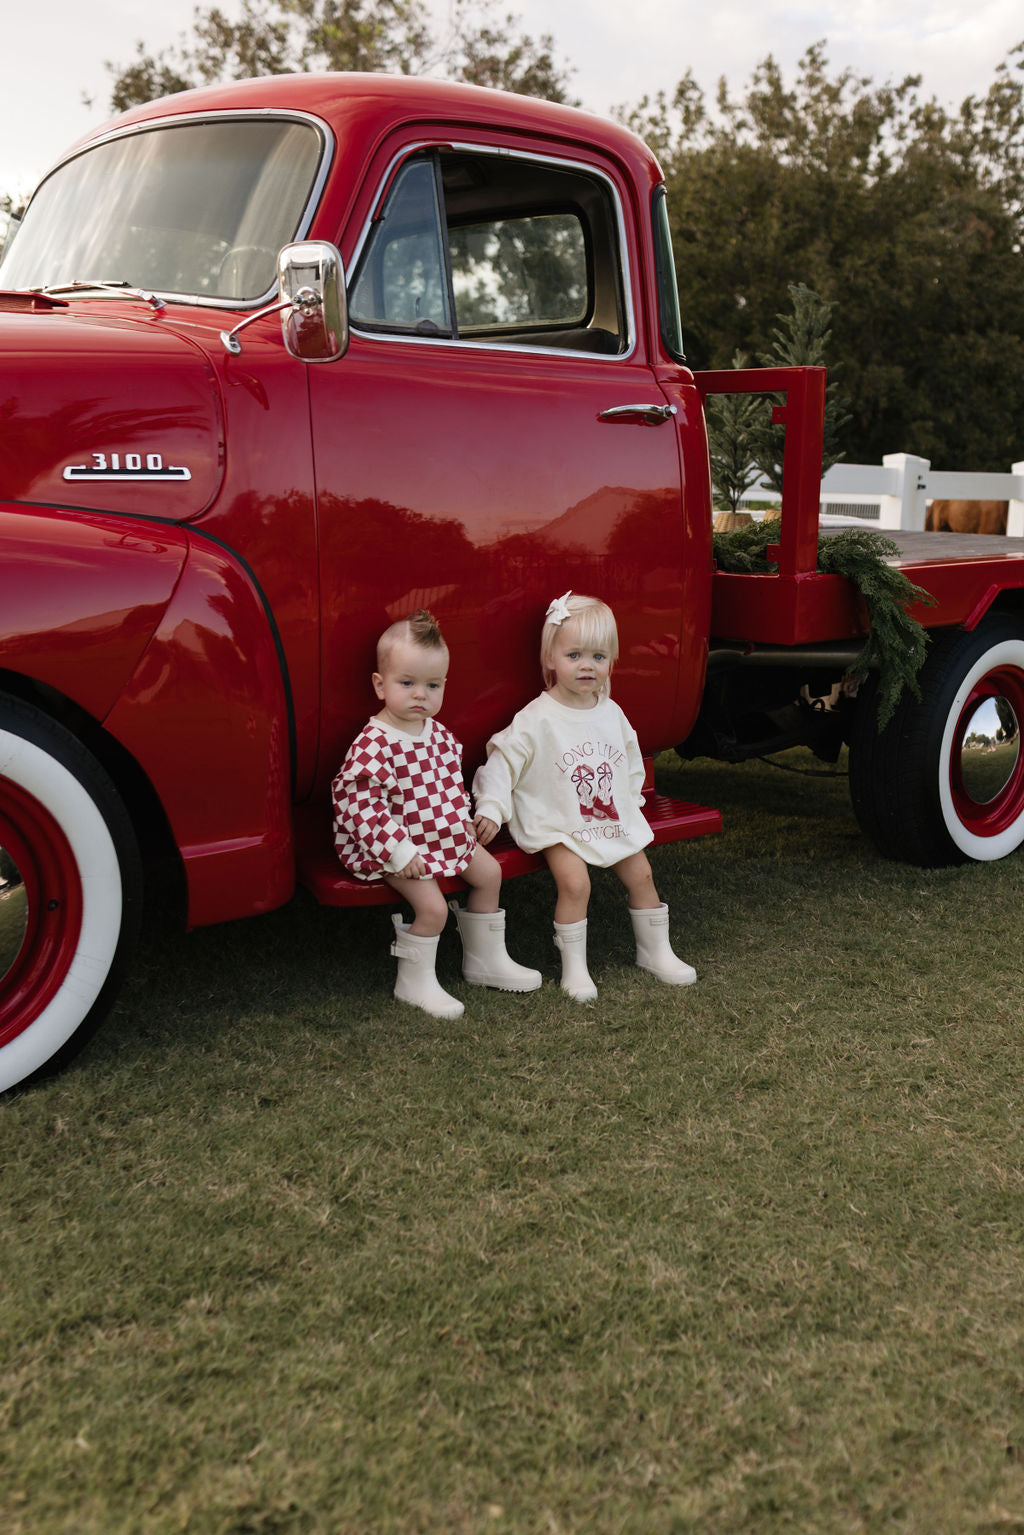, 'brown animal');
926,499,1008,534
